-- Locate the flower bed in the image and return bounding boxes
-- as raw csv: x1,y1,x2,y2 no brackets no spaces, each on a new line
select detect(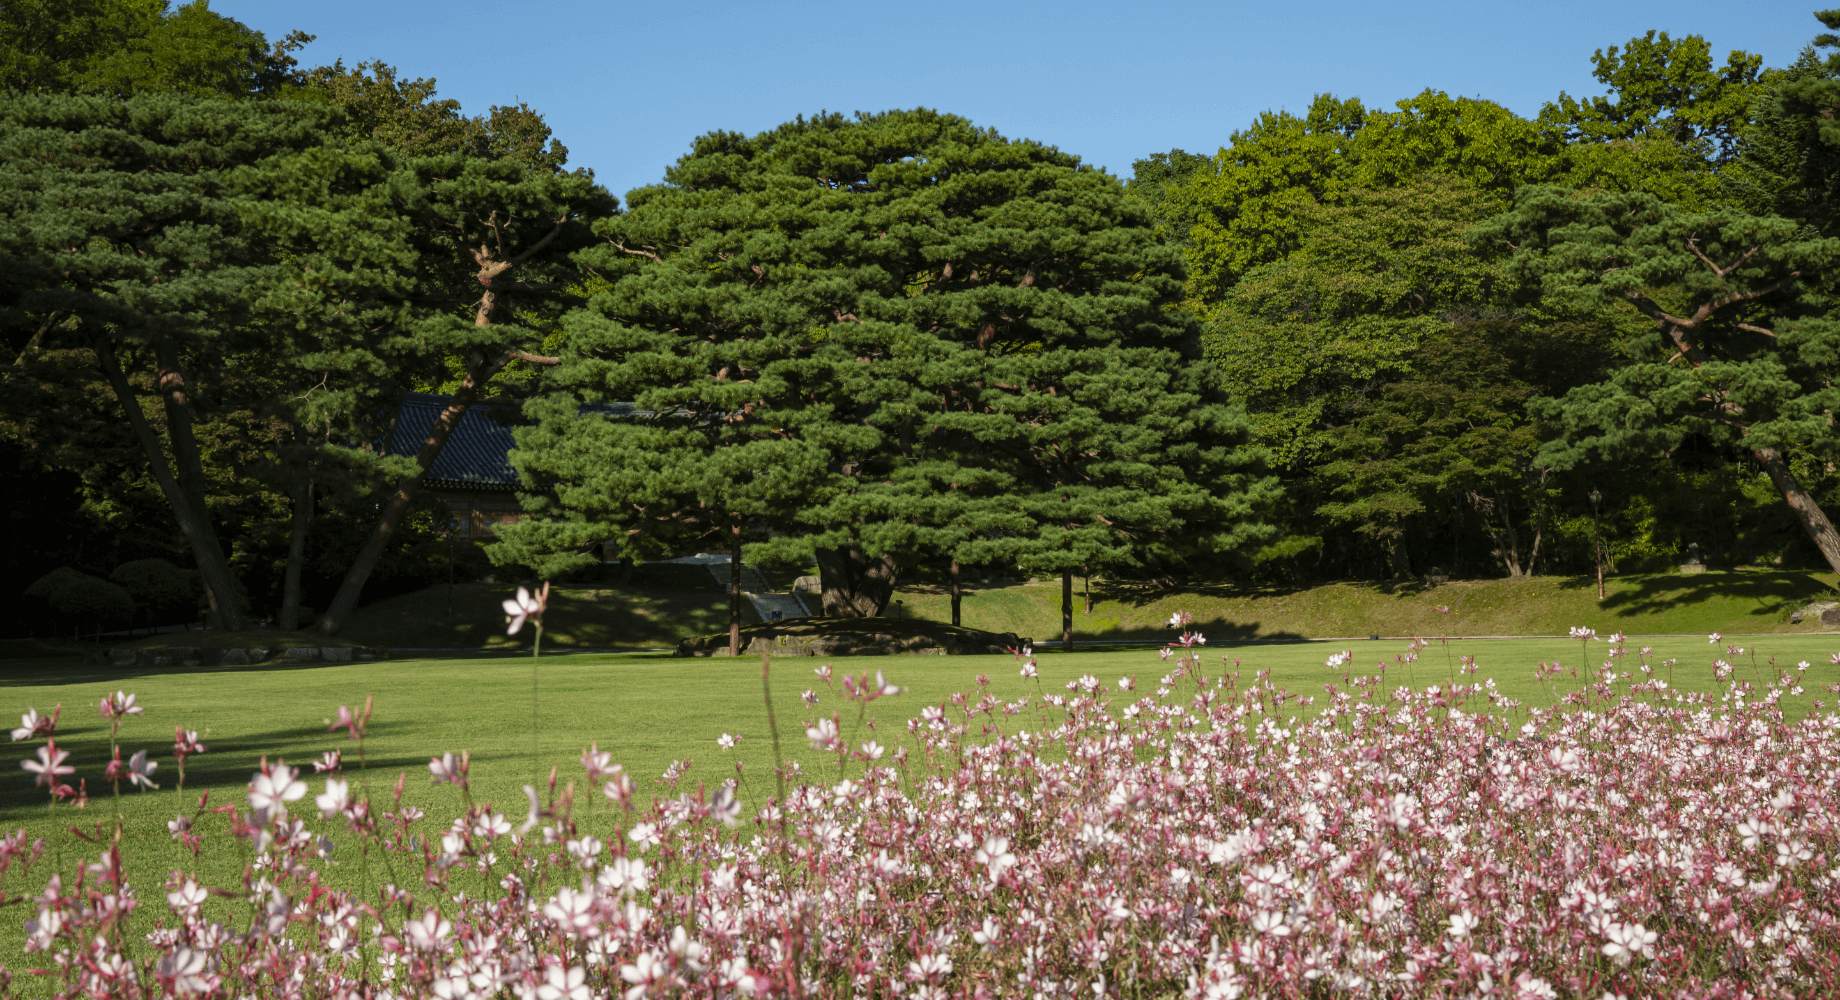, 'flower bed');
4,634,1839,998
